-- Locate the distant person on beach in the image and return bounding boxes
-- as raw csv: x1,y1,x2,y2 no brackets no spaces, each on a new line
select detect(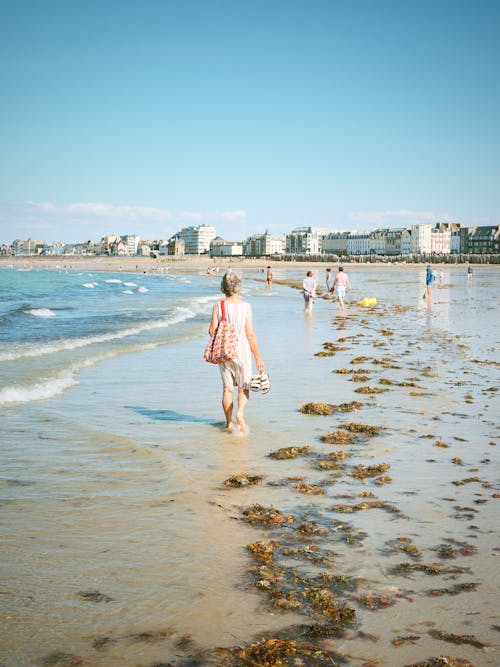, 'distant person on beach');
424,265,436,301
208,271,265,434
438,268,444,286
325,268,332,293
303,271,317,313
331,266,352,310
265,266,273,291
467,265,474,283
